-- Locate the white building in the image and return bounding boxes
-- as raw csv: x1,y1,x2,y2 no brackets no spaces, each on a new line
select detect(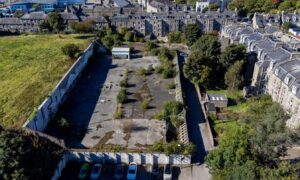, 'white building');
112,47,130,59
